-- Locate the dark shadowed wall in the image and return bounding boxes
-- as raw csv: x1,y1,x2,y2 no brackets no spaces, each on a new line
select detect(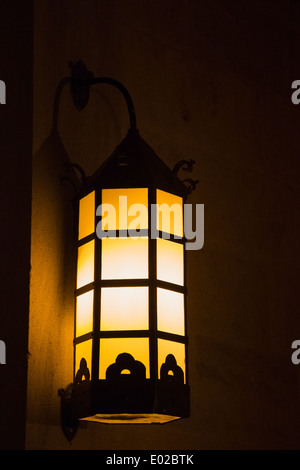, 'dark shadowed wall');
0,2,33,450
24,0,300,449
